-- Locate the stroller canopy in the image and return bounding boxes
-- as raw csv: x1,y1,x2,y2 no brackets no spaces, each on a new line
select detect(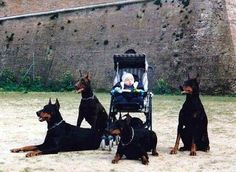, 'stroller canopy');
113,54,146,69
113,51,149,91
